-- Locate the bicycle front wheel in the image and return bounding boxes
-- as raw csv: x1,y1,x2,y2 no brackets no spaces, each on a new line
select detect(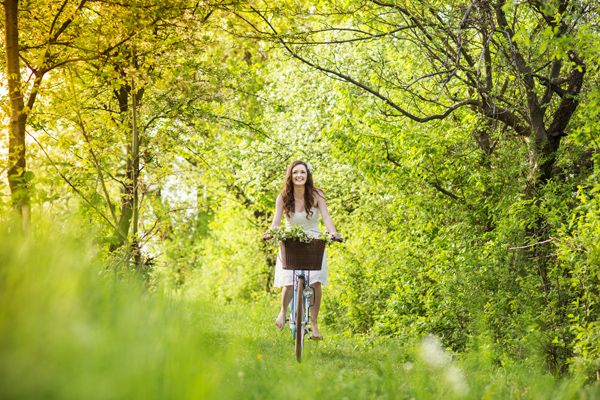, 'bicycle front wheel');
295,276,305,363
